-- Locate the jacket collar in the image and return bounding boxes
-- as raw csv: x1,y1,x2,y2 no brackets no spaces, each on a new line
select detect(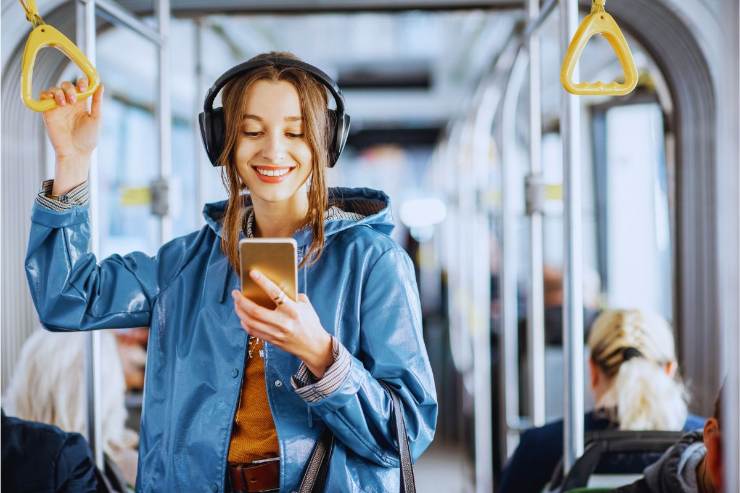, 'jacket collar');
203,187,394,245
202,187,395,304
